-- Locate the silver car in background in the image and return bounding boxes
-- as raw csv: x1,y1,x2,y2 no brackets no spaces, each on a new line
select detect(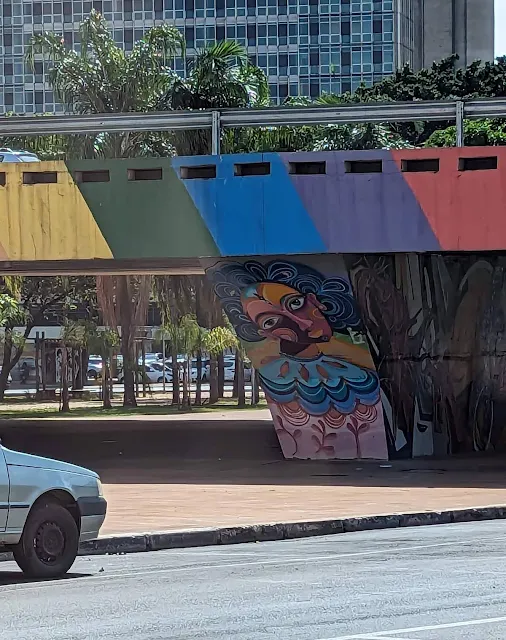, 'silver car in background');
0,148,40,163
